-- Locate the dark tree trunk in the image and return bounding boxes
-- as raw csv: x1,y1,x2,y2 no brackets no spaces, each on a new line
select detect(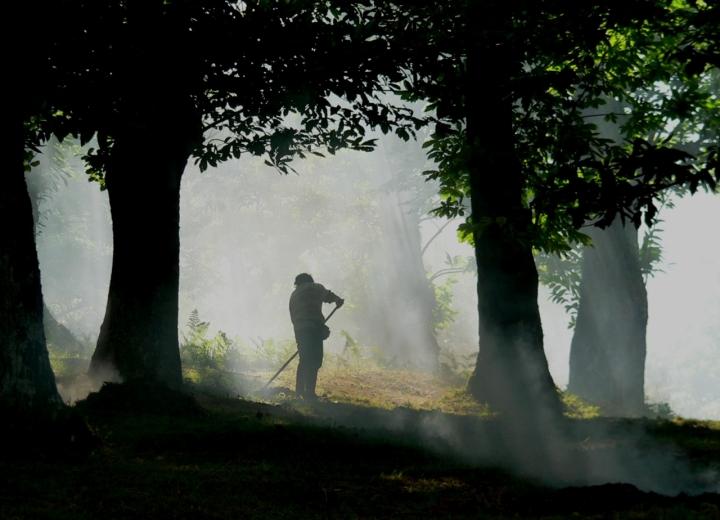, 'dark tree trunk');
568,220,648,415
88,121,197,388
0,122,62,409
464,45,562,416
